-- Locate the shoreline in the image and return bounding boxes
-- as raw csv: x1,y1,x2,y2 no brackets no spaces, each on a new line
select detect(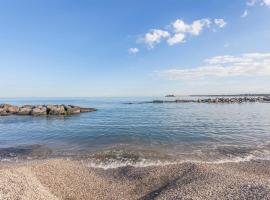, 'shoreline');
0,158,269,199
1,142,270,166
